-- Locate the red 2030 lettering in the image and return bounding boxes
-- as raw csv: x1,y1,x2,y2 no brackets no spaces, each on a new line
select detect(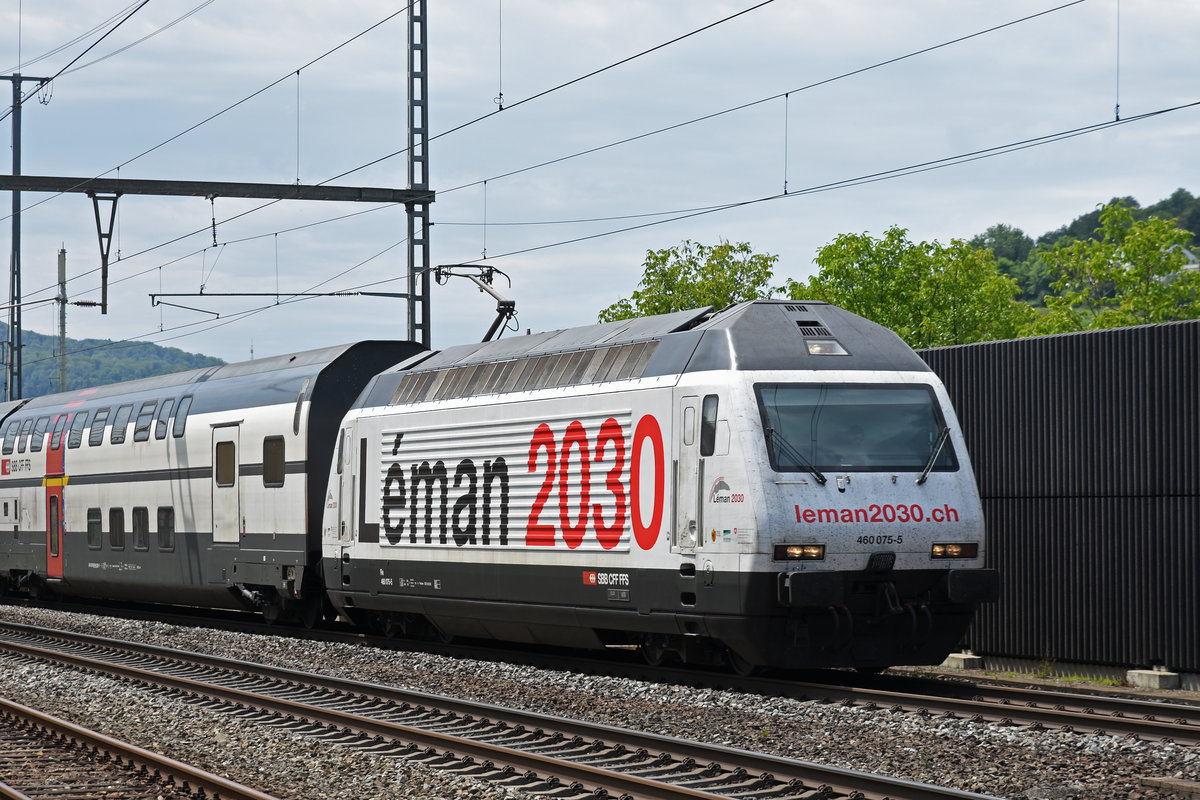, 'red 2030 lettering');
526,416,663,550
